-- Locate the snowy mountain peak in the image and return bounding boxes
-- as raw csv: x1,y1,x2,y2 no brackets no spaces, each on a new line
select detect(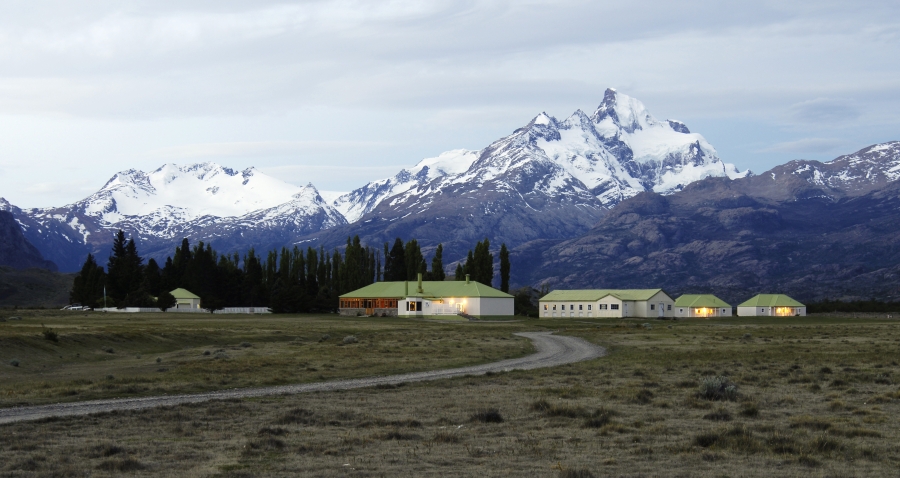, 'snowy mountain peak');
78,162,306,223
591,88,655,134
334,88,746,222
